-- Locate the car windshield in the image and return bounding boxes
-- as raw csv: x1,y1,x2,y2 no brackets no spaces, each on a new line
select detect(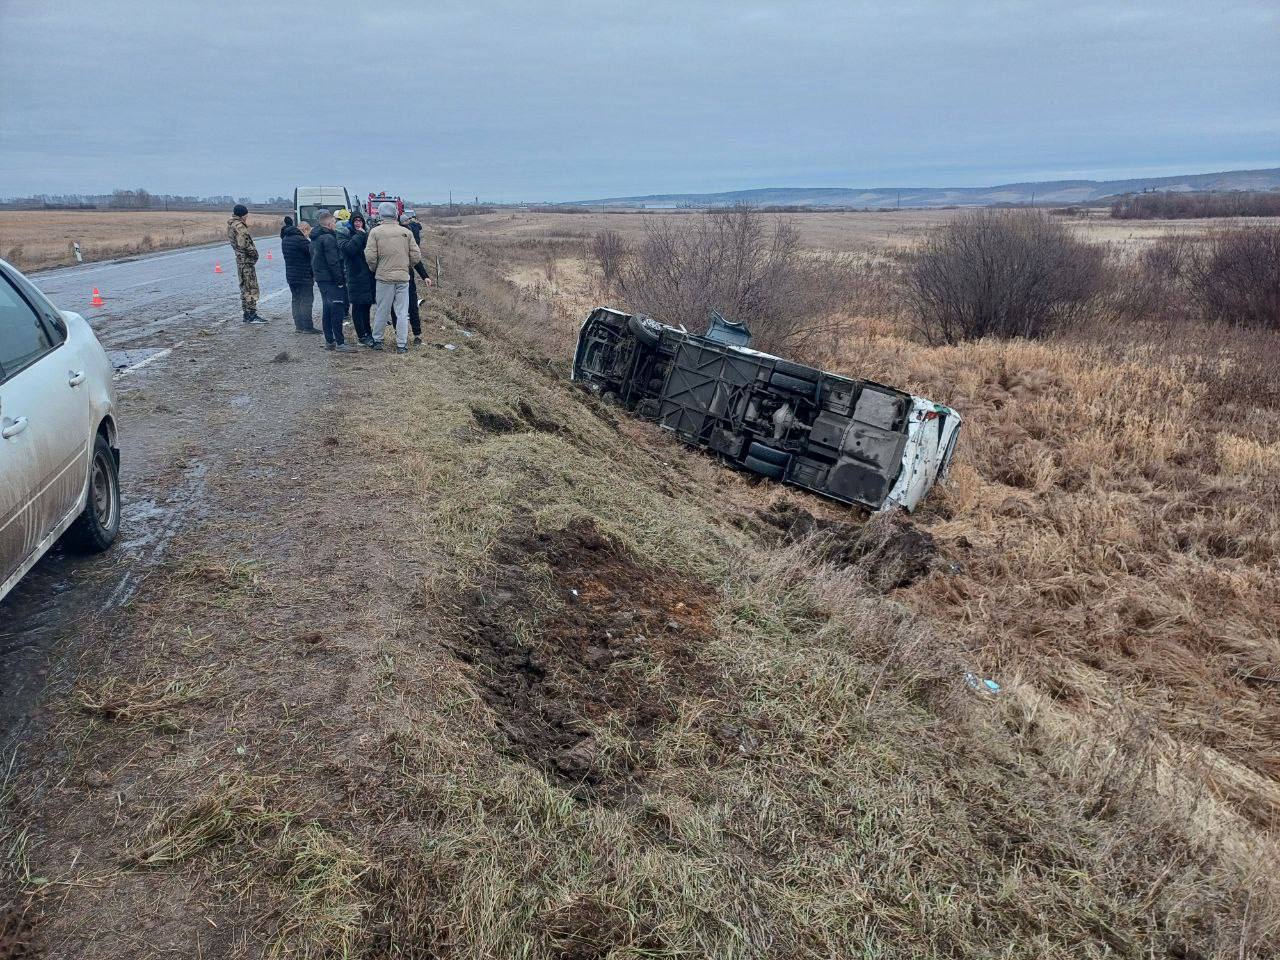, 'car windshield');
298,204,330,226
